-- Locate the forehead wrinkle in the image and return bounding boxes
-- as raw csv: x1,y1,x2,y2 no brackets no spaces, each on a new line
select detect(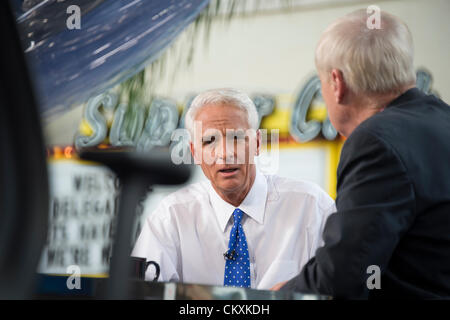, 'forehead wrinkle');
202,119,244,133
195,106,250,140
